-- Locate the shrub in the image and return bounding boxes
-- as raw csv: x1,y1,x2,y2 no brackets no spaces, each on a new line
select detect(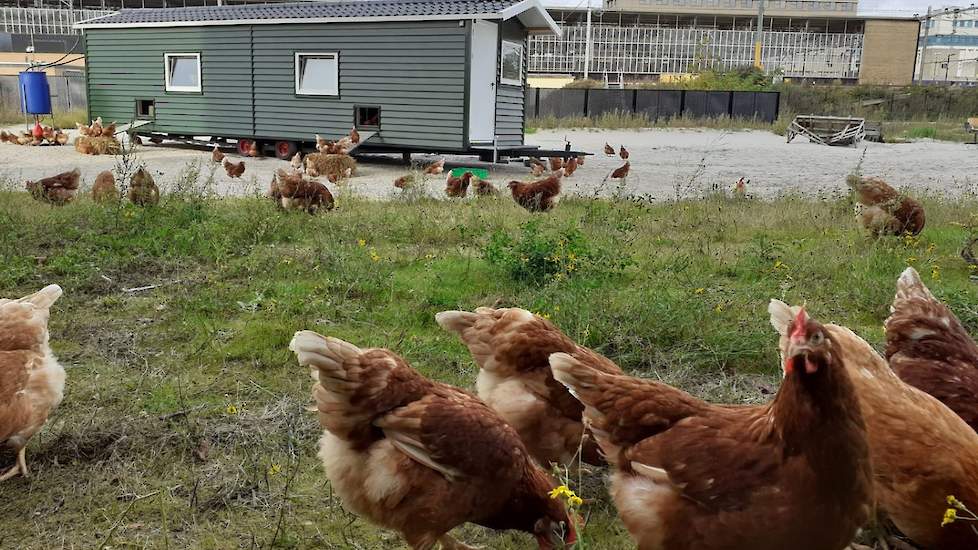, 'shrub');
484,219,631,283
